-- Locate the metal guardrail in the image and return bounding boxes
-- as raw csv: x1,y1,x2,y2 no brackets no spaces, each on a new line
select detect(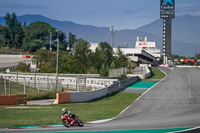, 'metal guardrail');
107,76,139,94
